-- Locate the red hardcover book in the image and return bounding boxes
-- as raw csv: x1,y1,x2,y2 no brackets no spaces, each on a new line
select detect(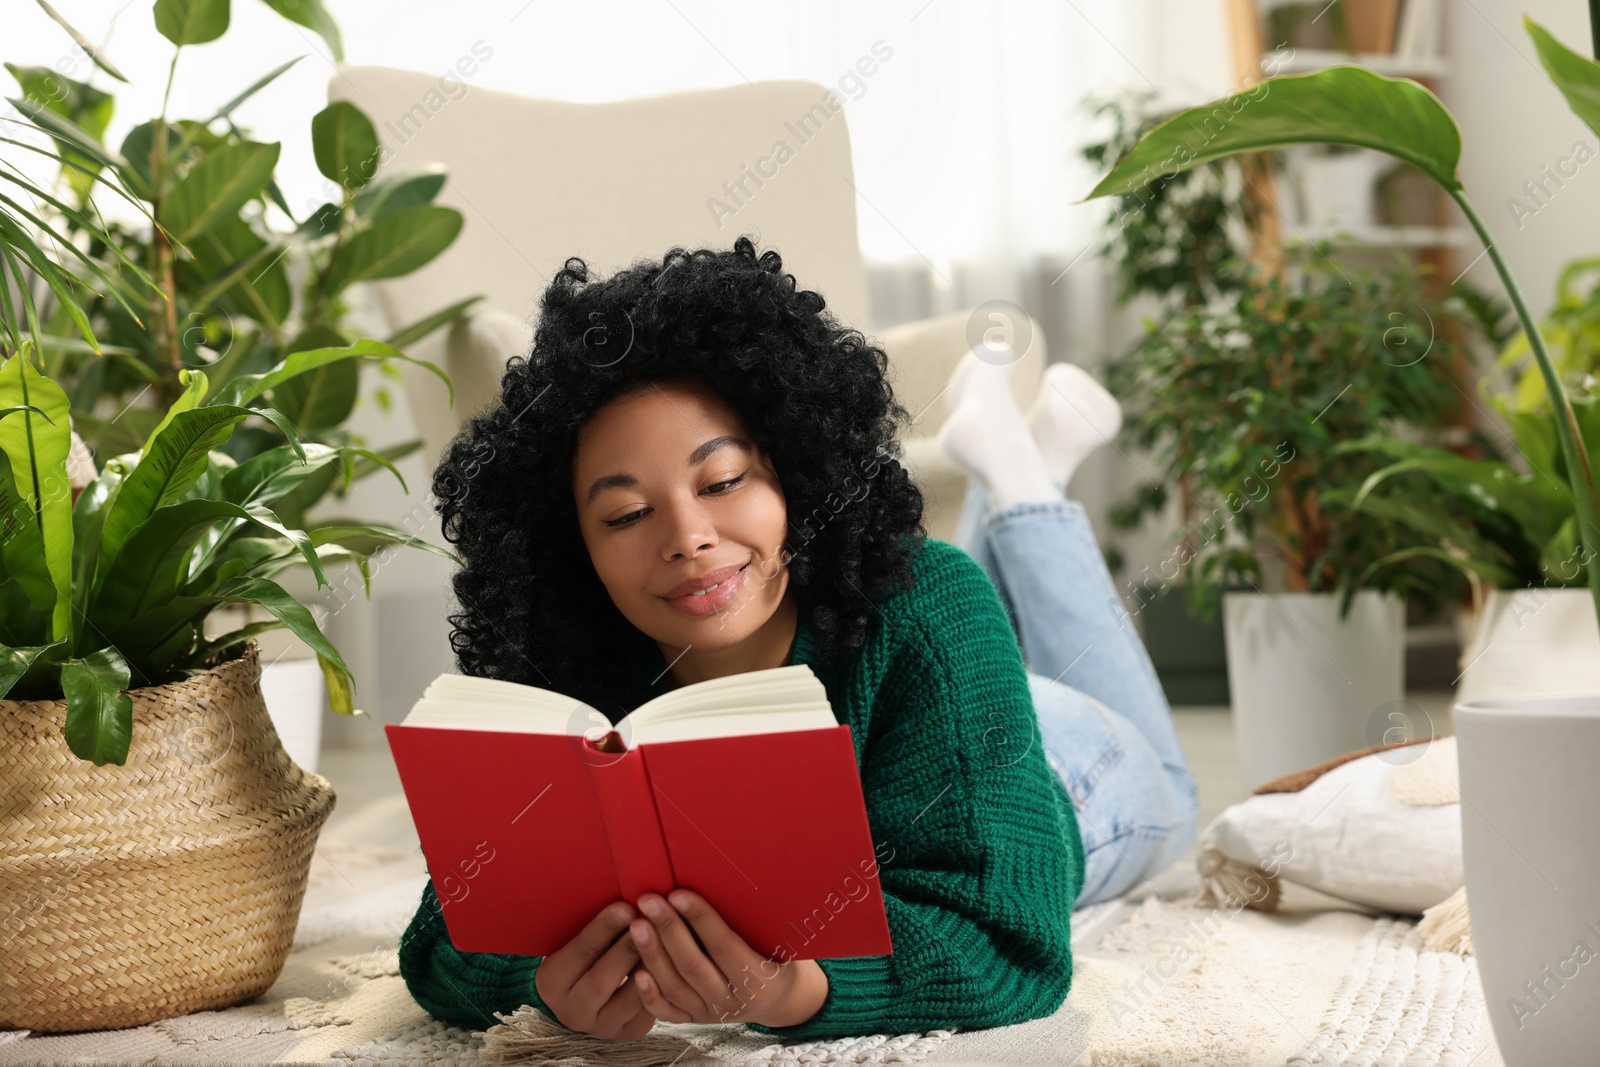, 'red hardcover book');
384,663,893,963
